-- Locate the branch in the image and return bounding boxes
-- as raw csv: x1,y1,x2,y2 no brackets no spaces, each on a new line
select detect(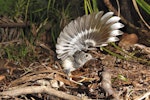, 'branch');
0,86,82,100
0,22,30,28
